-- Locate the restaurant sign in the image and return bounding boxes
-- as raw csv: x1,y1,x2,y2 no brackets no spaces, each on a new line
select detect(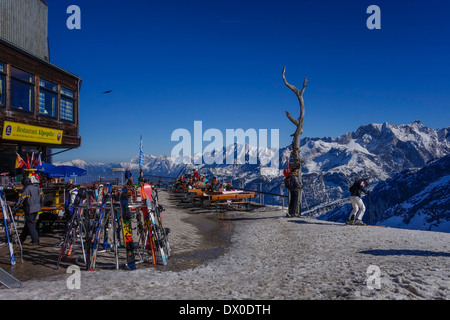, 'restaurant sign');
2,121,63,145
